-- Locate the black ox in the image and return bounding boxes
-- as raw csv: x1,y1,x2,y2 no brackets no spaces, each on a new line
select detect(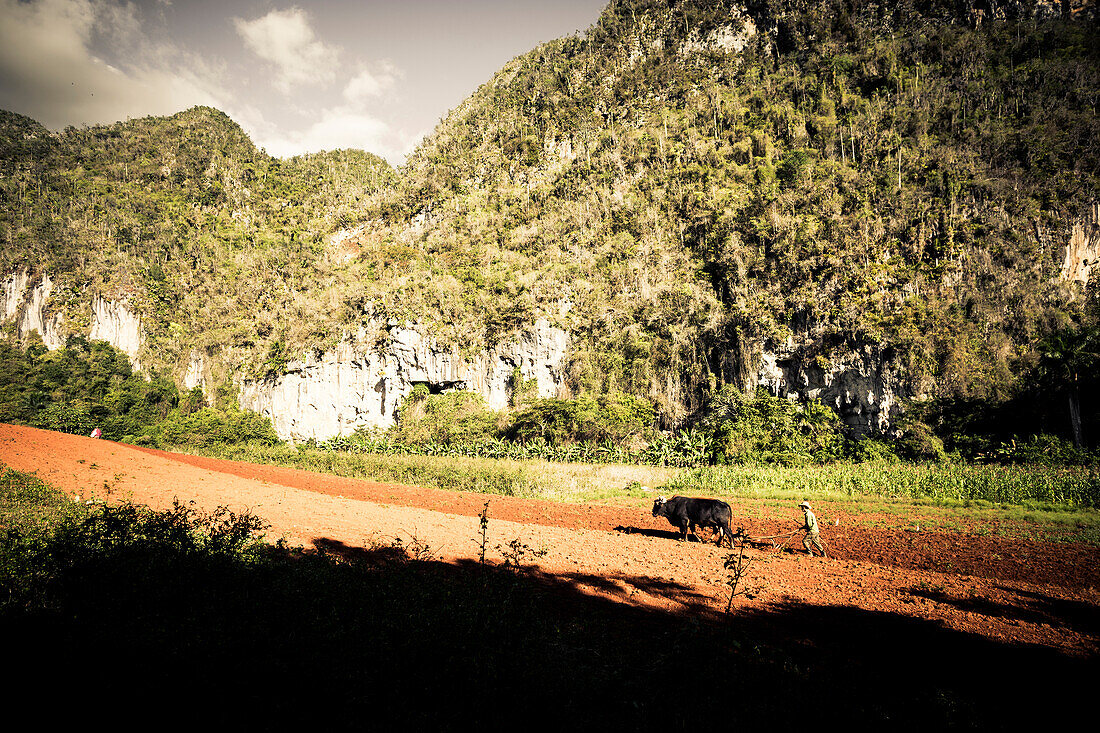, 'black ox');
652,496,737,547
